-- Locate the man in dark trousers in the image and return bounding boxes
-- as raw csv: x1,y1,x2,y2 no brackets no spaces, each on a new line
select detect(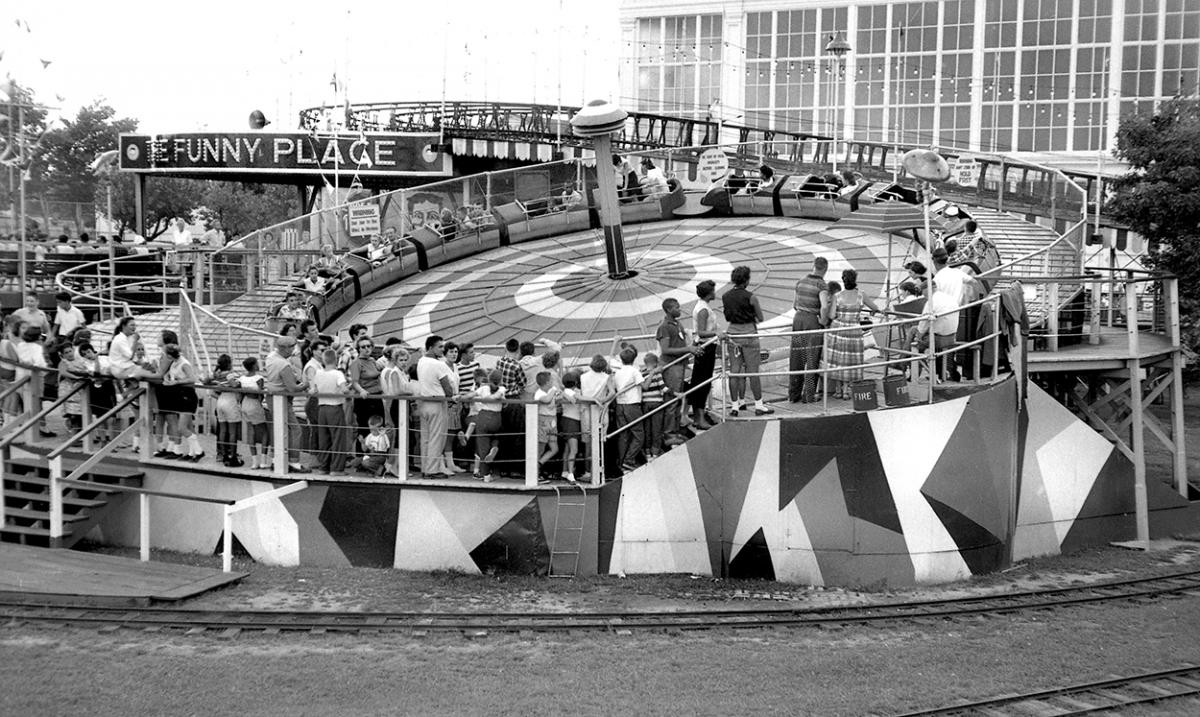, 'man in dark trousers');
656,297,702,435
495,338,526,475
789,256,827,402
